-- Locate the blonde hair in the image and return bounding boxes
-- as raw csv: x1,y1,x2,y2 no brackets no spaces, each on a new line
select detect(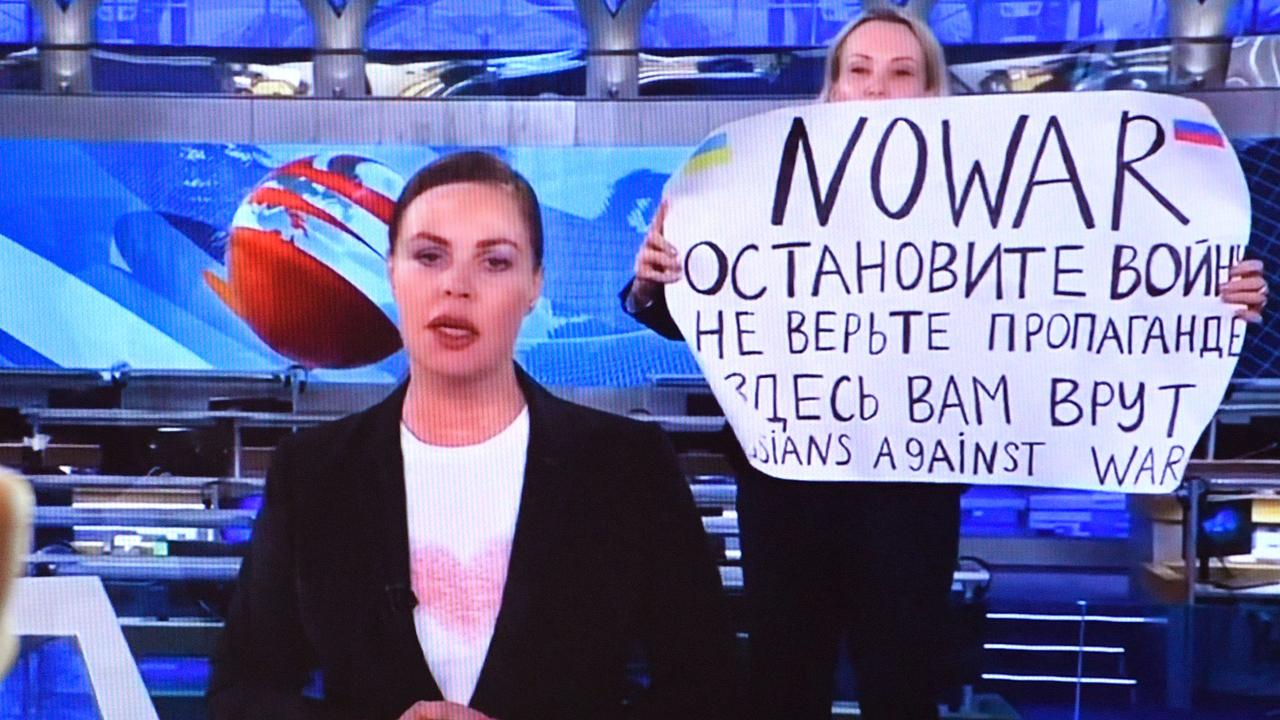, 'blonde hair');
819,7,950,101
